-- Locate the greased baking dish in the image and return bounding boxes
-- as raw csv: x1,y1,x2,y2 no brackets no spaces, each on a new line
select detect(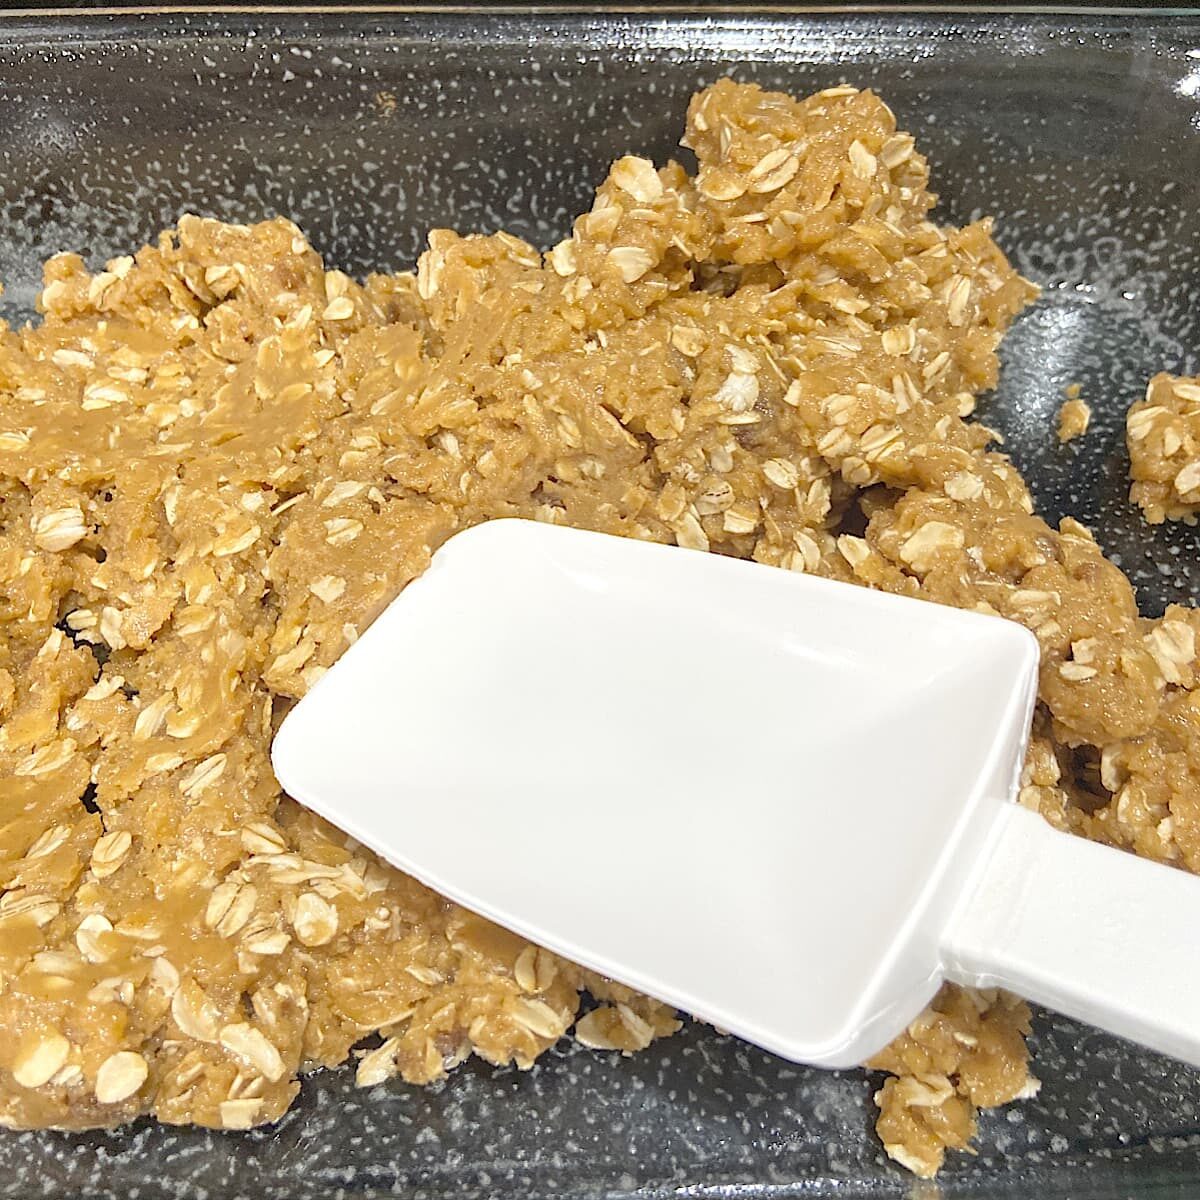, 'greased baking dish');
1,7,1199,1198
